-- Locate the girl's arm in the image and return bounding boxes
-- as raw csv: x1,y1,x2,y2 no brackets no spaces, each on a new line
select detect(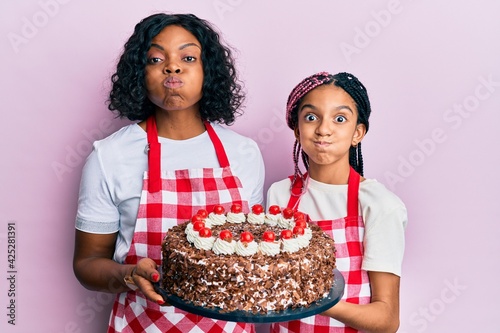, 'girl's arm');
322,271,400,333
73,230,164,304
